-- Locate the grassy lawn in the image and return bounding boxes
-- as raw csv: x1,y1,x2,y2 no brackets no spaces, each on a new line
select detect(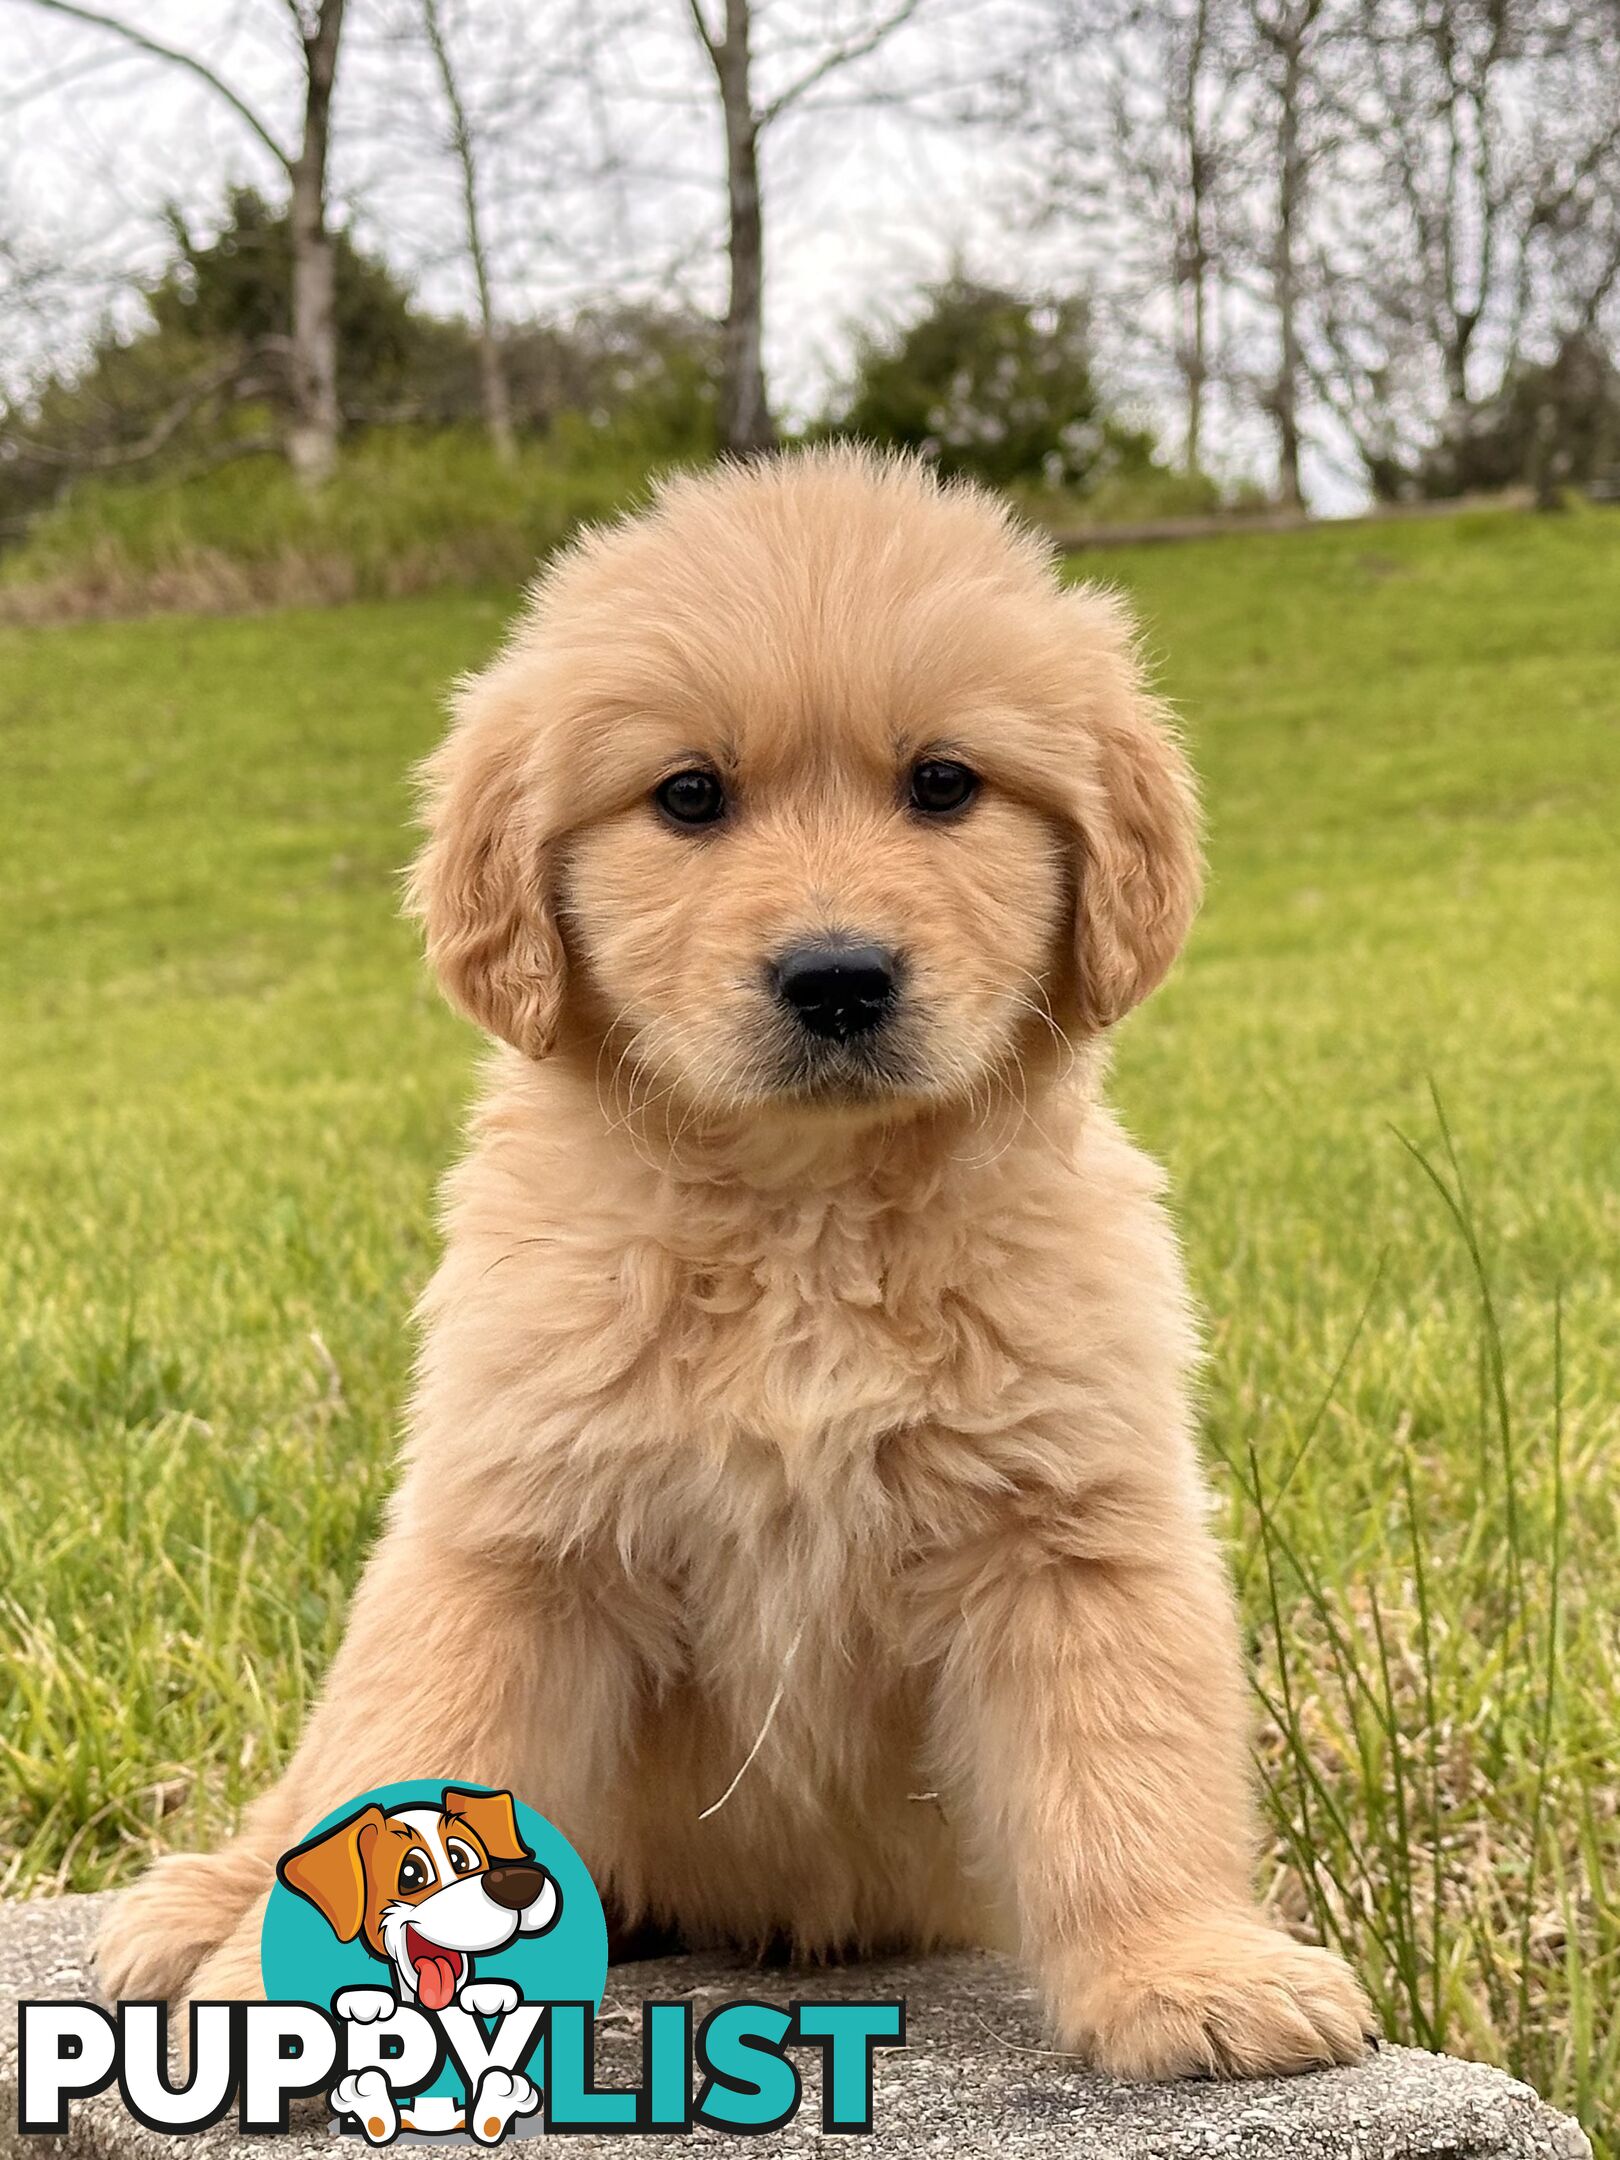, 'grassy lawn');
2,509,1617,2141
